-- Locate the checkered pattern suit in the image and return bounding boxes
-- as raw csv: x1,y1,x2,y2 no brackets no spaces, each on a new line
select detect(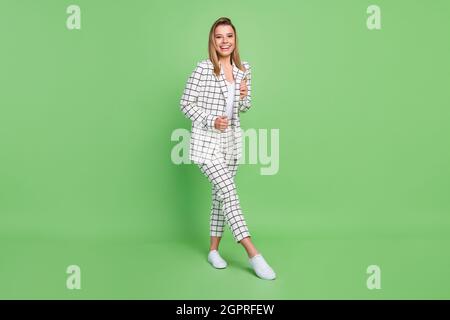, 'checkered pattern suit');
179,58,253,242
179,58,252,164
